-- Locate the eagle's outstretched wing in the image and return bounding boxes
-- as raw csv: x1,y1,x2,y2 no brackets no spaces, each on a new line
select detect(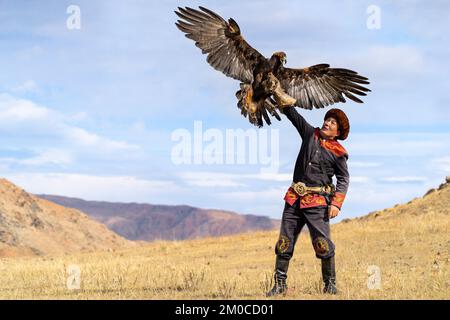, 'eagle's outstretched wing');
175,6,266,83
278,64,371,109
